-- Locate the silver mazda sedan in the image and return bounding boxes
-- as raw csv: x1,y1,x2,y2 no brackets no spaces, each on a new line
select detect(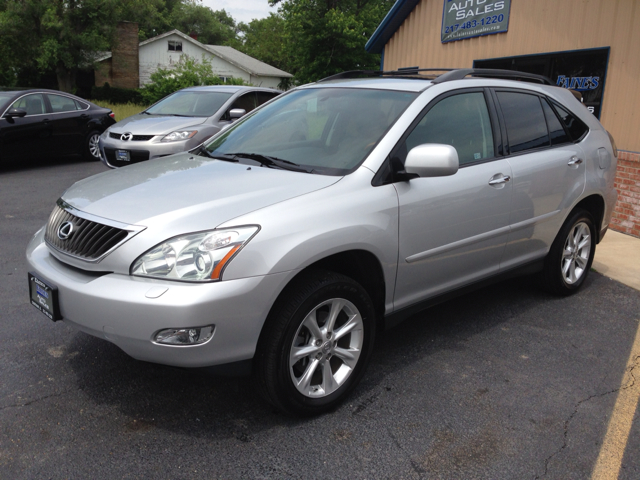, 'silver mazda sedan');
99,85,280,167
28,69,618,415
